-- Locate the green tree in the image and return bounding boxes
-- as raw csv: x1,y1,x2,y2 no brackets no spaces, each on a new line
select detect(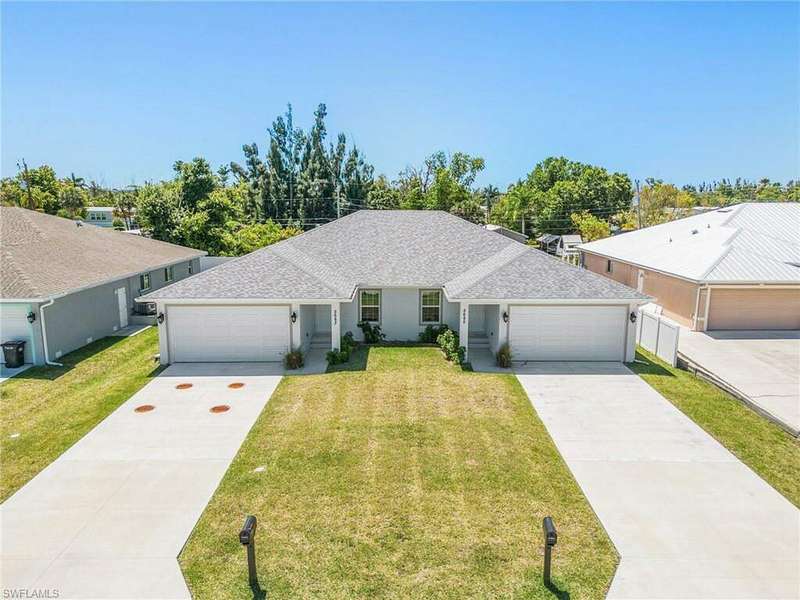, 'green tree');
496,157,633,235
449,195,485,224
115,187,137,229
571,211,611,241
366,175,400,210
179,188,243,255
135,183,184,243
638,181,696,227
223,220,302,256
59,173,87,218
173,158,217,211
